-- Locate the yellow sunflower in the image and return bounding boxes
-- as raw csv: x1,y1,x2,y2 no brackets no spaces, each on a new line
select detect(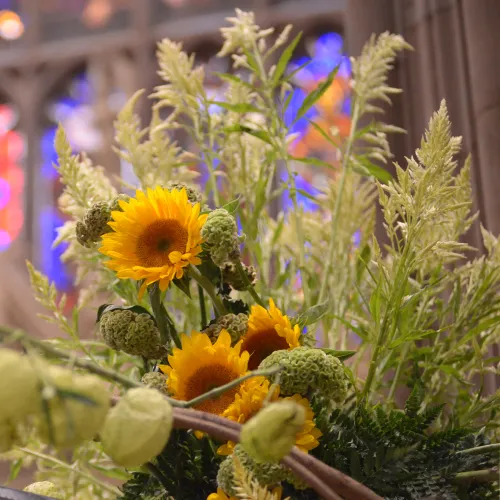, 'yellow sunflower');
282,394,322,453
241,299,301,370
100,186,208,298
159,330,249,414
207,486,283,500
217,377,280,456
